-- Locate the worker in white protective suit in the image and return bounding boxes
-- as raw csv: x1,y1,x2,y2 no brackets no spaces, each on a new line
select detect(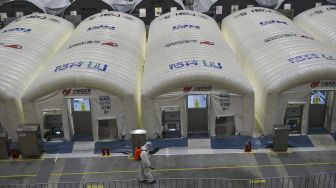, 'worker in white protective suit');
138,141,156,184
